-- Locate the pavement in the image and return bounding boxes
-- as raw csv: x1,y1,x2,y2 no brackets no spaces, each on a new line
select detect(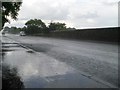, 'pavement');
1,34,119,88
